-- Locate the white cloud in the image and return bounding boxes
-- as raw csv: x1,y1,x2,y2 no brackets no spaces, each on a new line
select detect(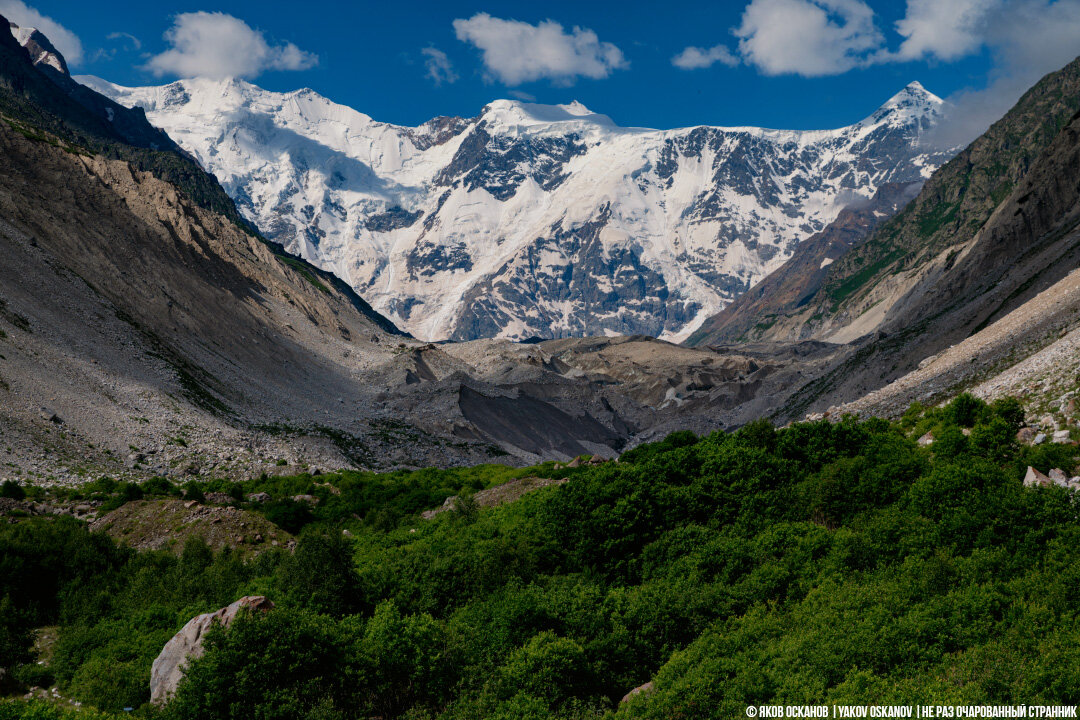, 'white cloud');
987,0,1080,73
509,89,537,101
421,47,457,85
106,31,141,51
672,44,739,70
452,13,627,86
145,12,317,79
733,0,882,76
923,0,1080,147
0,0,82,64
892,0,997,61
